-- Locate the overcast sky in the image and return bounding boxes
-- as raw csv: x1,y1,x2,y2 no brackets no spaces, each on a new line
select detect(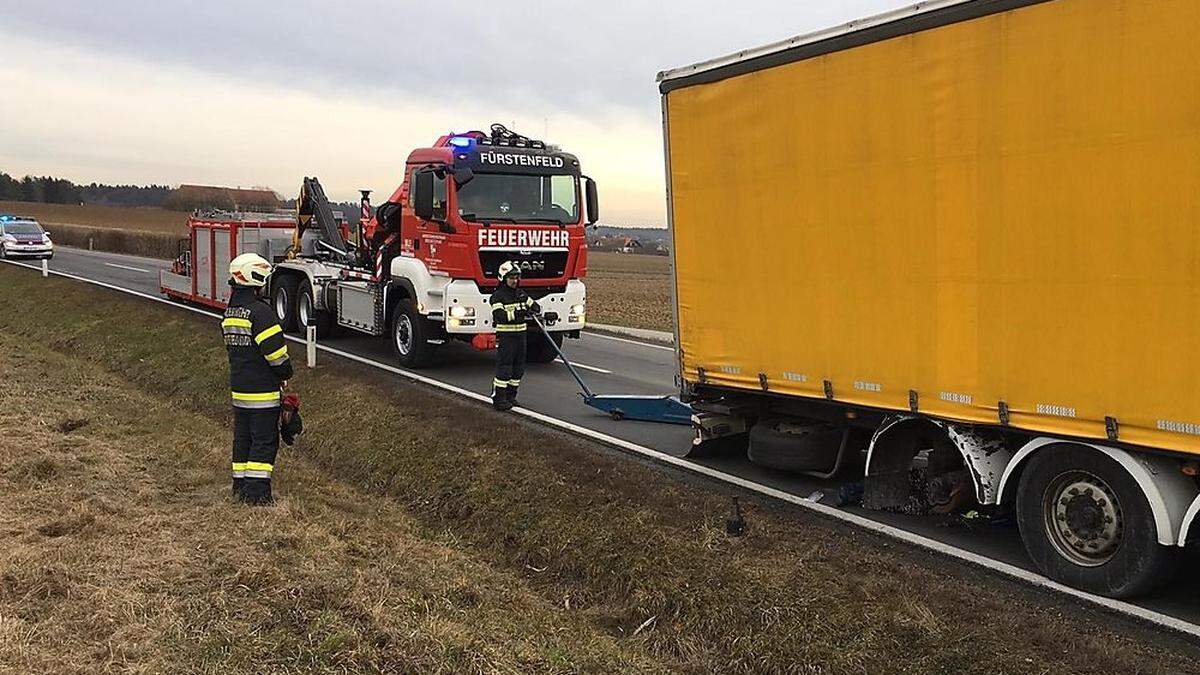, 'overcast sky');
0,0,906,227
